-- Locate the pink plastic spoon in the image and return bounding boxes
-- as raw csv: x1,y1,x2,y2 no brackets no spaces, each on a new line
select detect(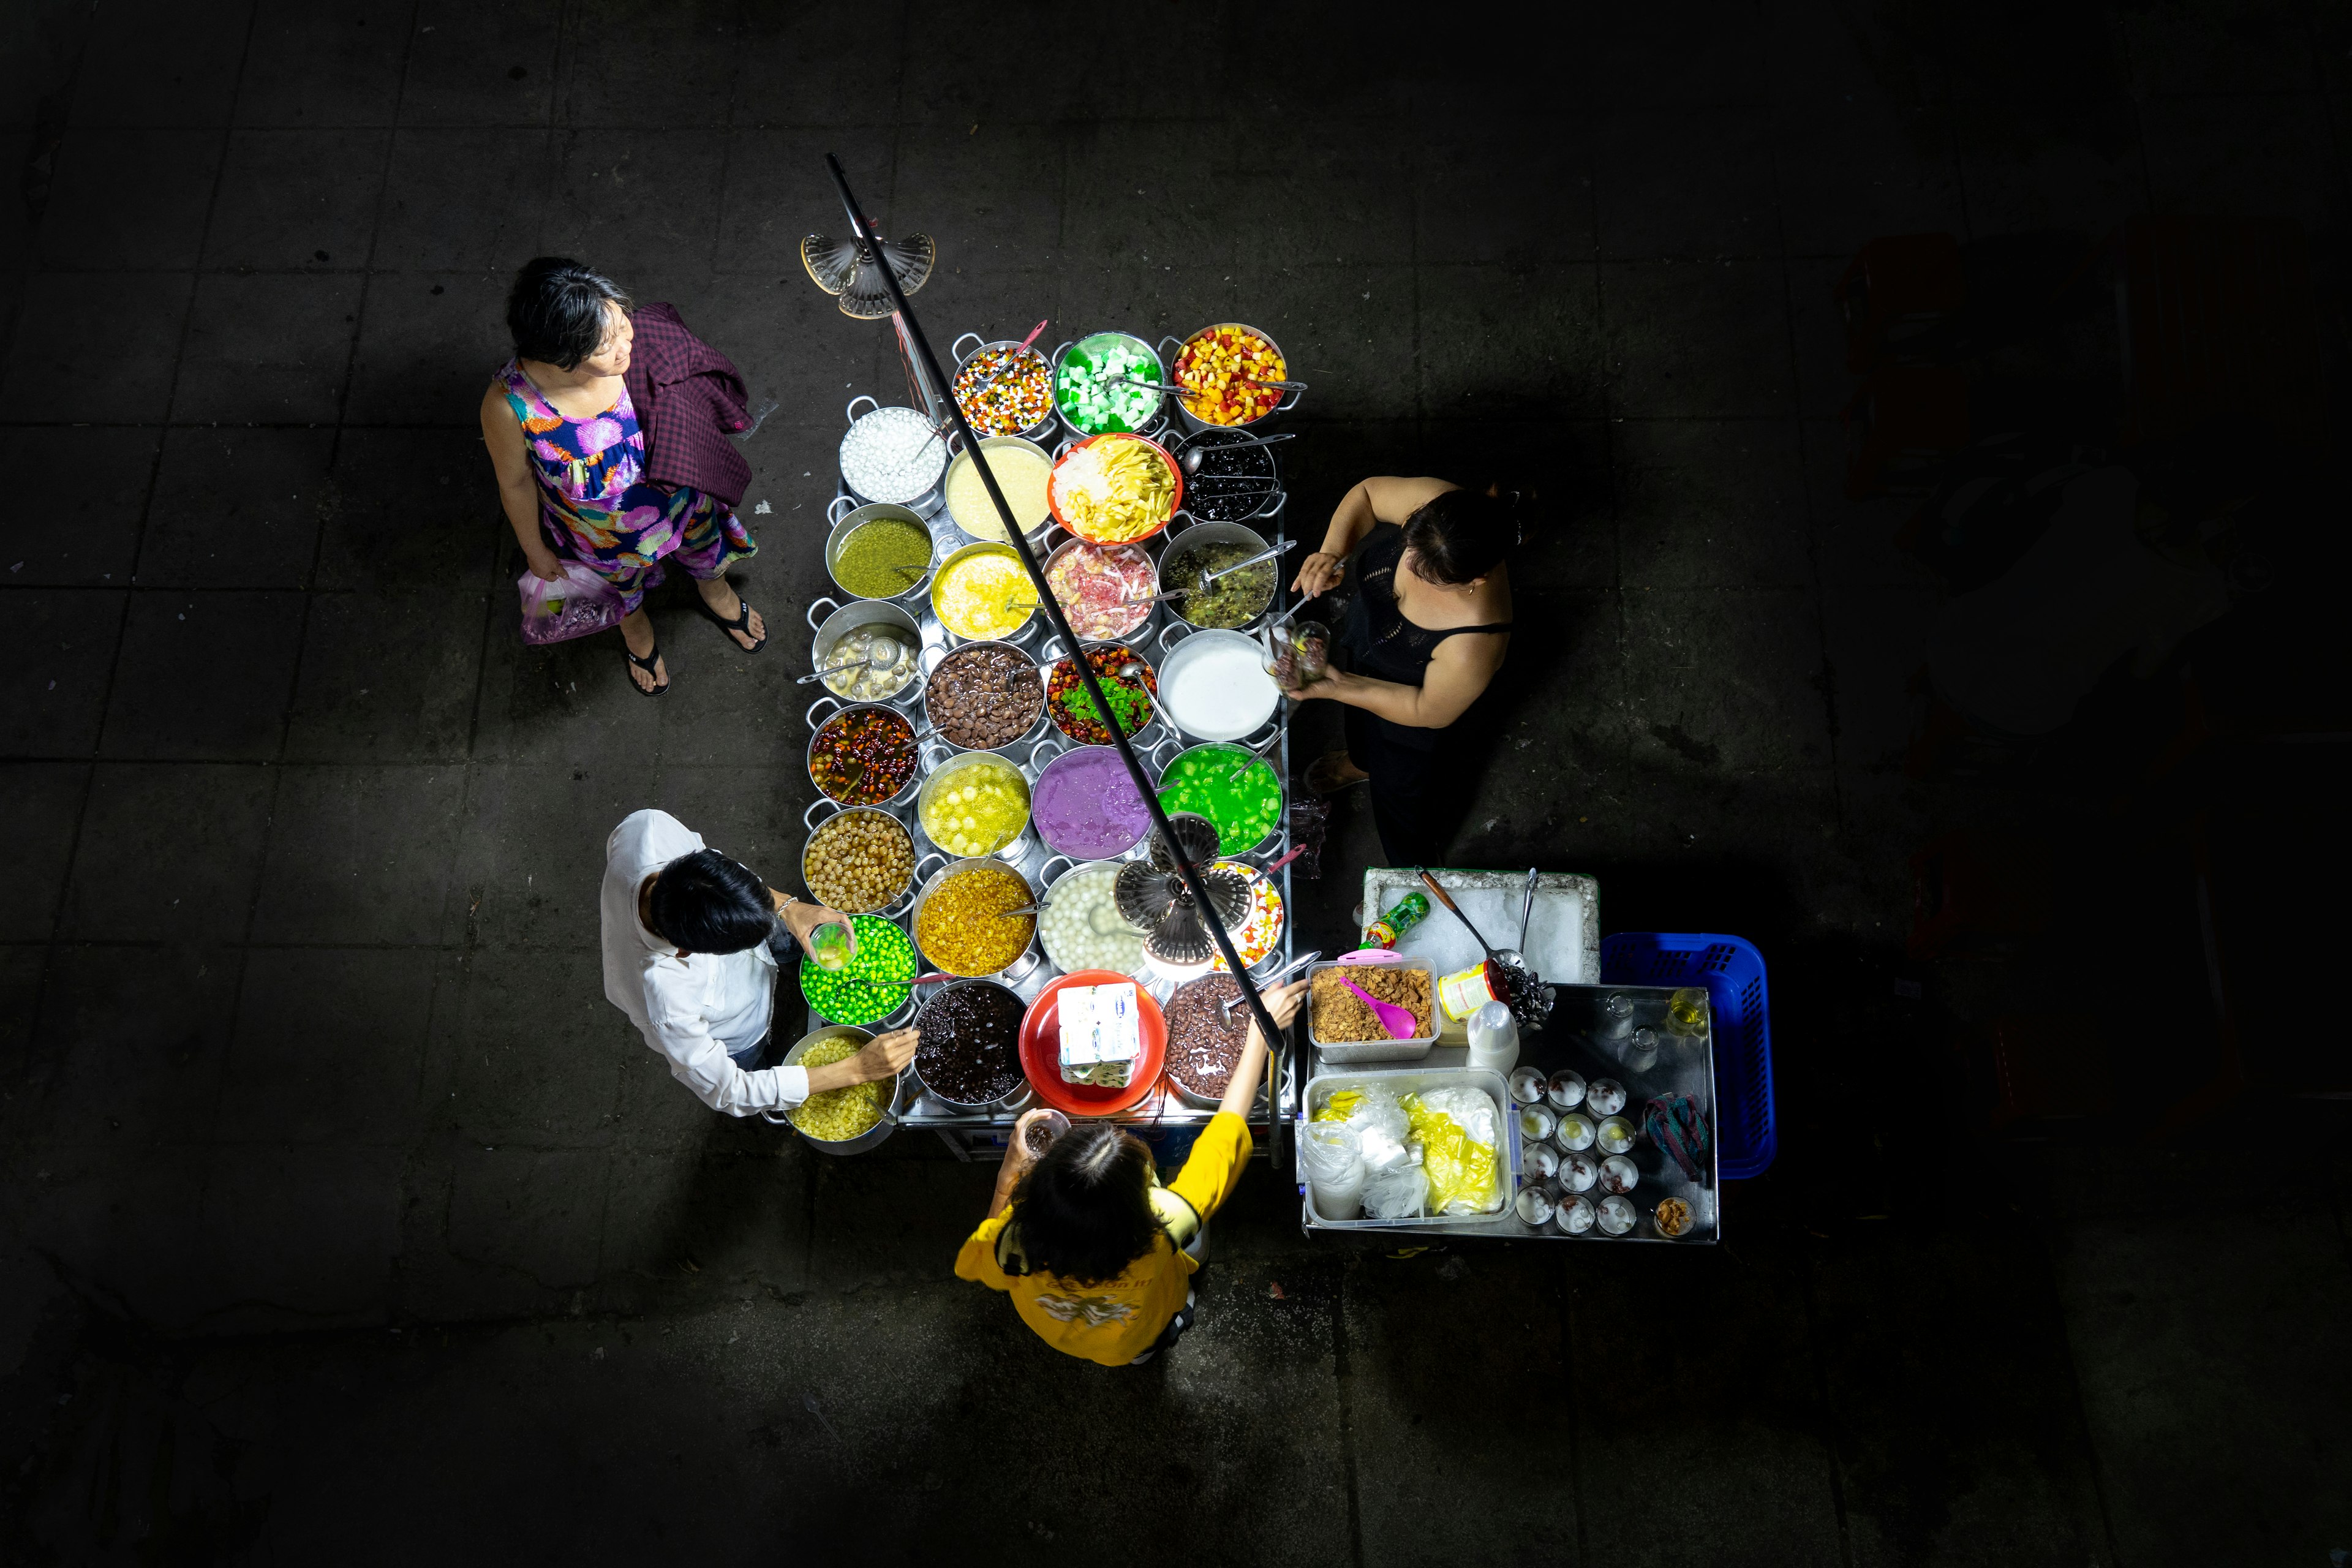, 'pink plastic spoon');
1338,975,1419,1039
